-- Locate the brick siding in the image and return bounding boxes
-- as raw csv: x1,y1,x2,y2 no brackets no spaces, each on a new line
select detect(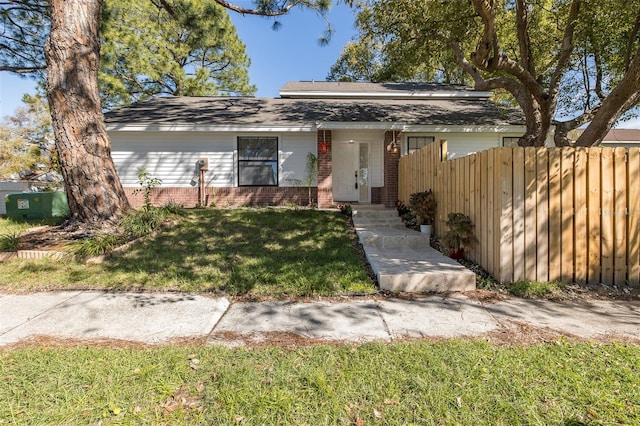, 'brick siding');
317,130,333,208
382,130,401,207
124,186,317,208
